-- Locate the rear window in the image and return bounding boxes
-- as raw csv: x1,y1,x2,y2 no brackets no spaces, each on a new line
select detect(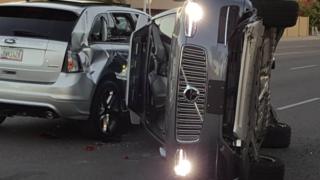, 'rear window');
0,6,79,42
